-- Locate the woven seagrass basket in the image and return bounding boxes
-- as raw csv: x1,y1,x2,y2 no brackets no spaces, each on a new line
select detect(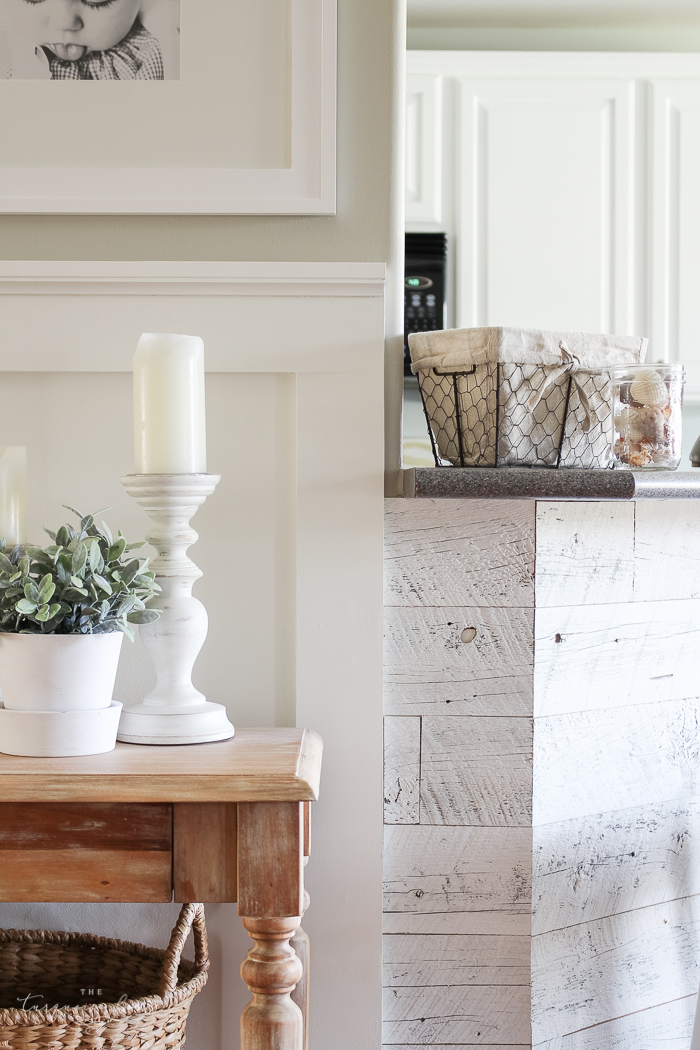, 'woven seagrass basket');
0,903,208,1050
